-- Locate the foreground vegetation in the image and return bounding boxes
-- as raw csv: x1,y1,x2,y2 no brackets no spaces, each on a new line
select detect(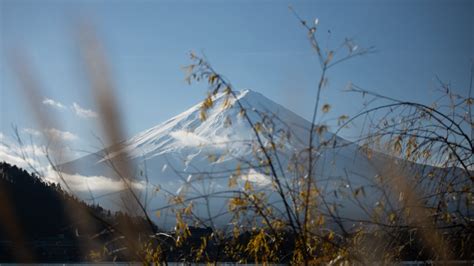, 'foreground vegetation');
2,7,472,265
